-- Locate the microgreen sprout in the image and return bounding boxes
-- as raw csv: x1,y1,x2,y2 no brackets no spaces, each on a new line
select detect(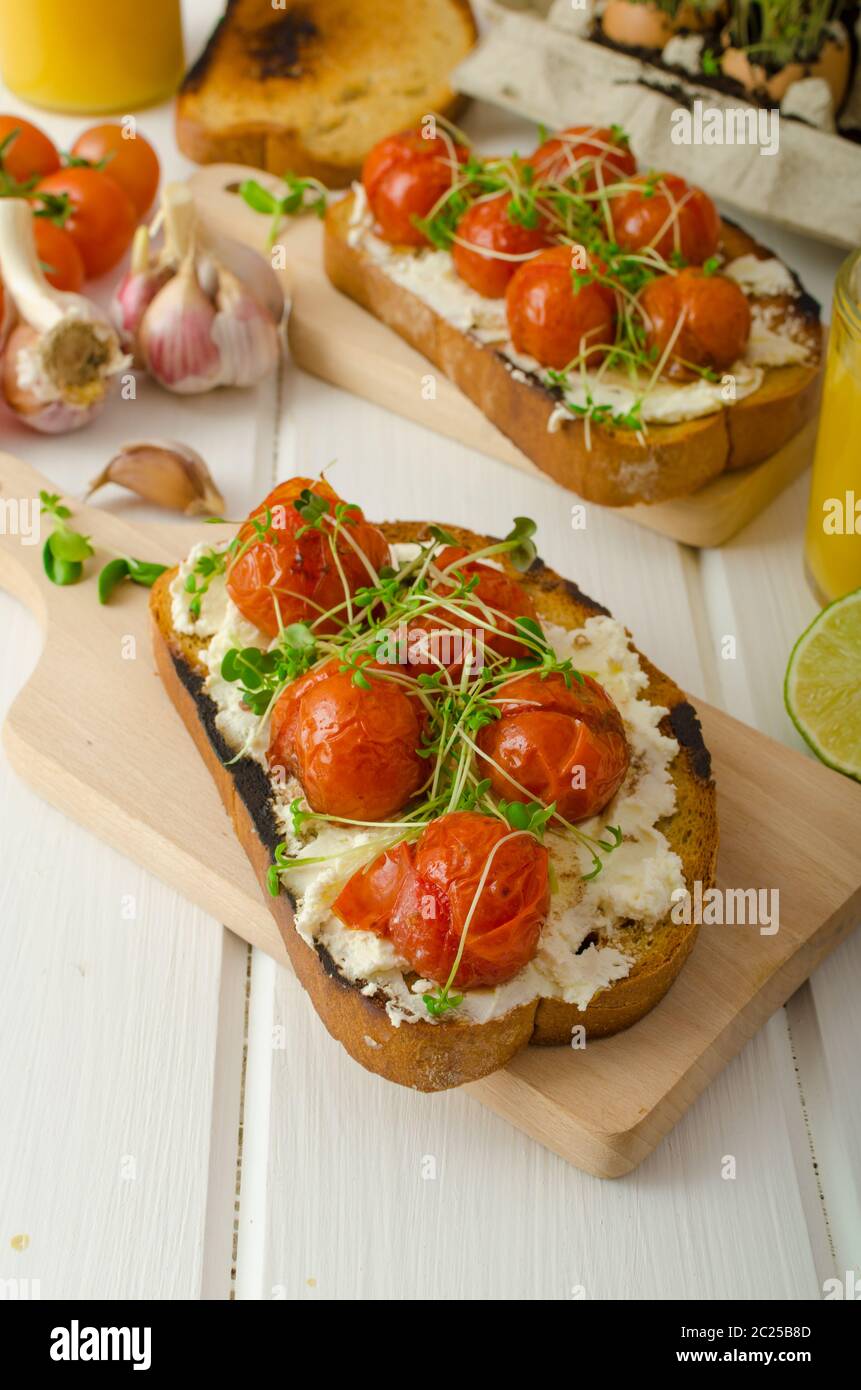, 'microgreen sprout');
39,490,94,587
